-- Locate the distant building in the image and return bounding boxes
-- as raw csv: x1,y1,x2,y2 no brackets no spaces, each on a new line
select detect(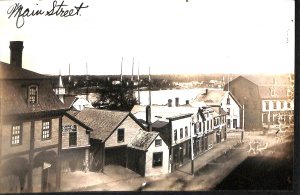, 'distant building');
0,41,66,193
224,75,294,130
64,95,94,111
